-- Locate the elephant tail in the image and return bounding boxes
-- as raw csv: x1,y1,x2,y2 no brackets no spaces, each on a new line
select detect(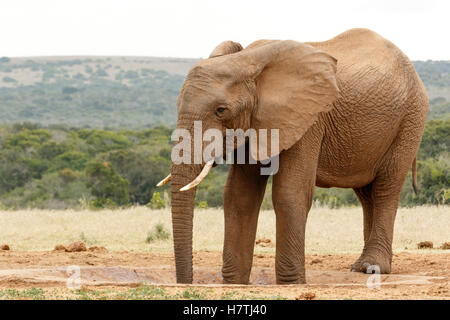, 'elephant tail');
412,157,418,195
